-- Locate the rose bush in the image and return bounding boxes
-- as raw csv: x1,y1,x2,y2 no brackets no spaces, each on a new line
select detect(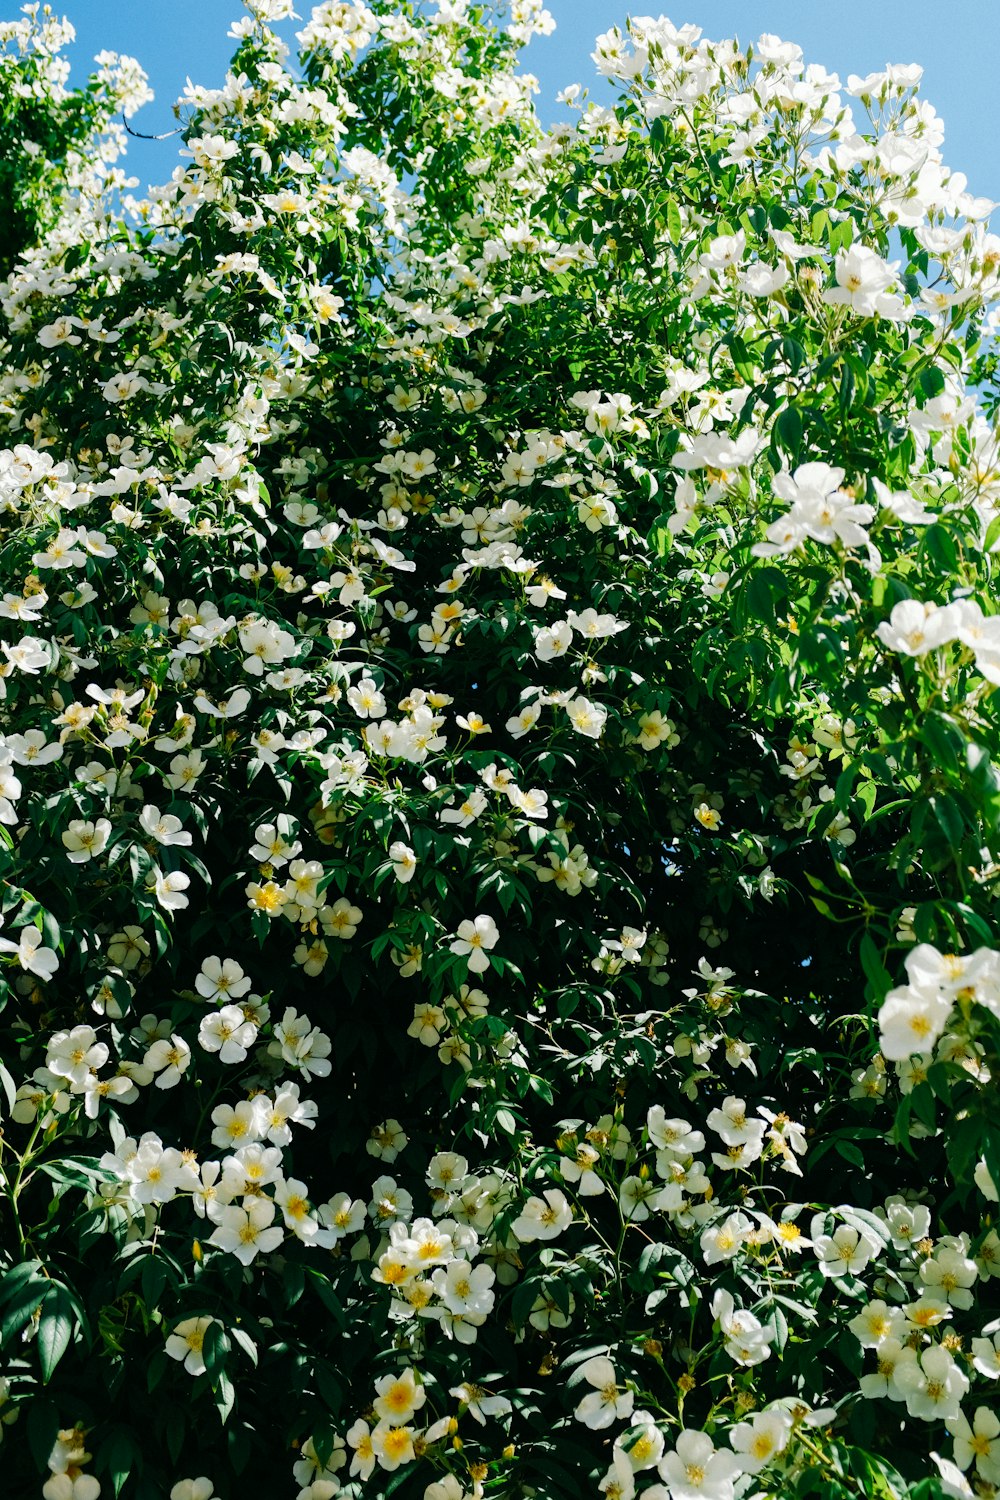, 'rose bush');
0,3,998,1498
